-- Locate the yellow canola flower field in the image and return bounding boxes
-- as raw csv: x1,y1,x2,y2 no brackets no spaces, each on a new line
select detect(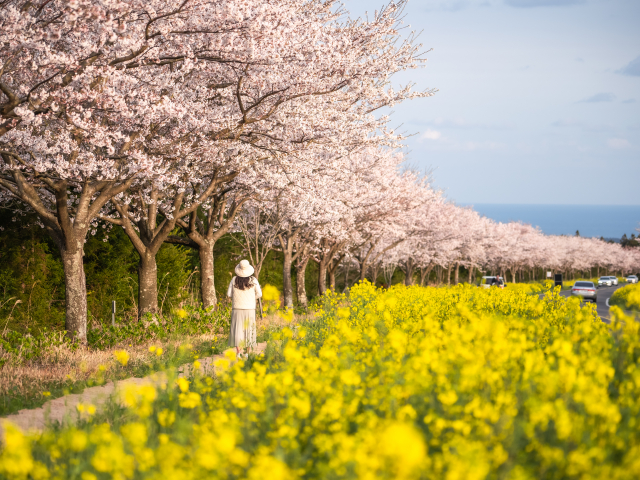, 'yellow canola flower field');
2,282,640,480
610,283,640,311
